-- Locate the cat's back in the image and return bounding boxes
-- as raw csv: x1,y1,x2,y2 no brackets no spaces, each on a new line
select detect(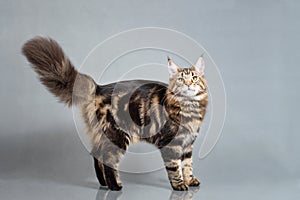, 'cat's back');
95,79,168,98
